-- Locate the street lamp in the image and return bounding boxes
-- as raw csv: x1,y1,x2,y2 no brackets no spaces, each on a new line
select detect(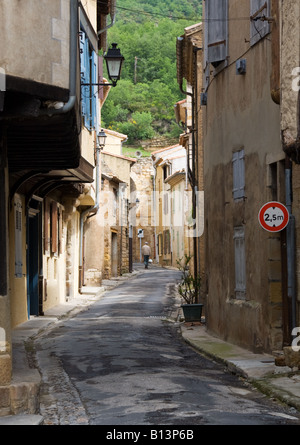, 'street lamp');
81,43,124,88
97,129,107,150
104,43,125,86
